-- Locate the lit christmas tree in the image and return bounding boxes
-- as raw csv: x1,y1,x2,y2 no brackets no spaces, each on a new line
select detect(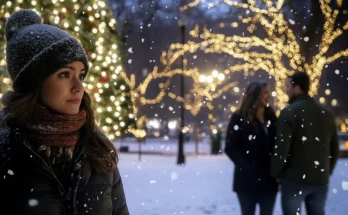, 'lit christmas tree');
0,0,135,140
